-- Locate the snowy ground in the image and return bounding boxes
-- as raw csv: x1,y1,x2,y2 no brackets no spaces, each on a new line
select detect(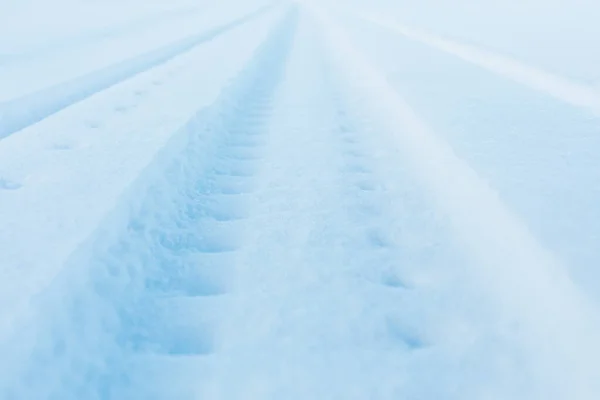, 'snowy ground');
1,0,600,399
